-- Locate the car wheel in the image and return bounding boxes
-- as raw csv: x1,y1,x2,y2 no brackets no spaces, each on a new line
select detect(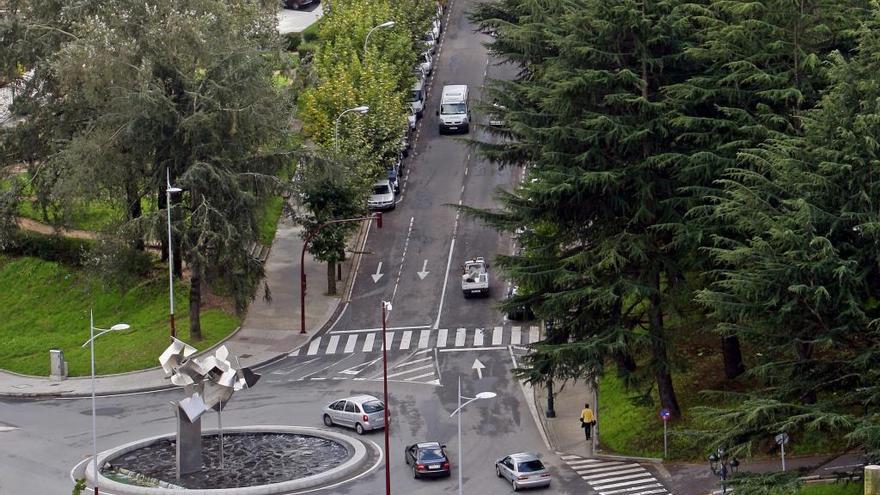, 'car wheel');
355,423,365,435
512,478,519,491
412,465,418,479
323,414,333,427
495,465,502,478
